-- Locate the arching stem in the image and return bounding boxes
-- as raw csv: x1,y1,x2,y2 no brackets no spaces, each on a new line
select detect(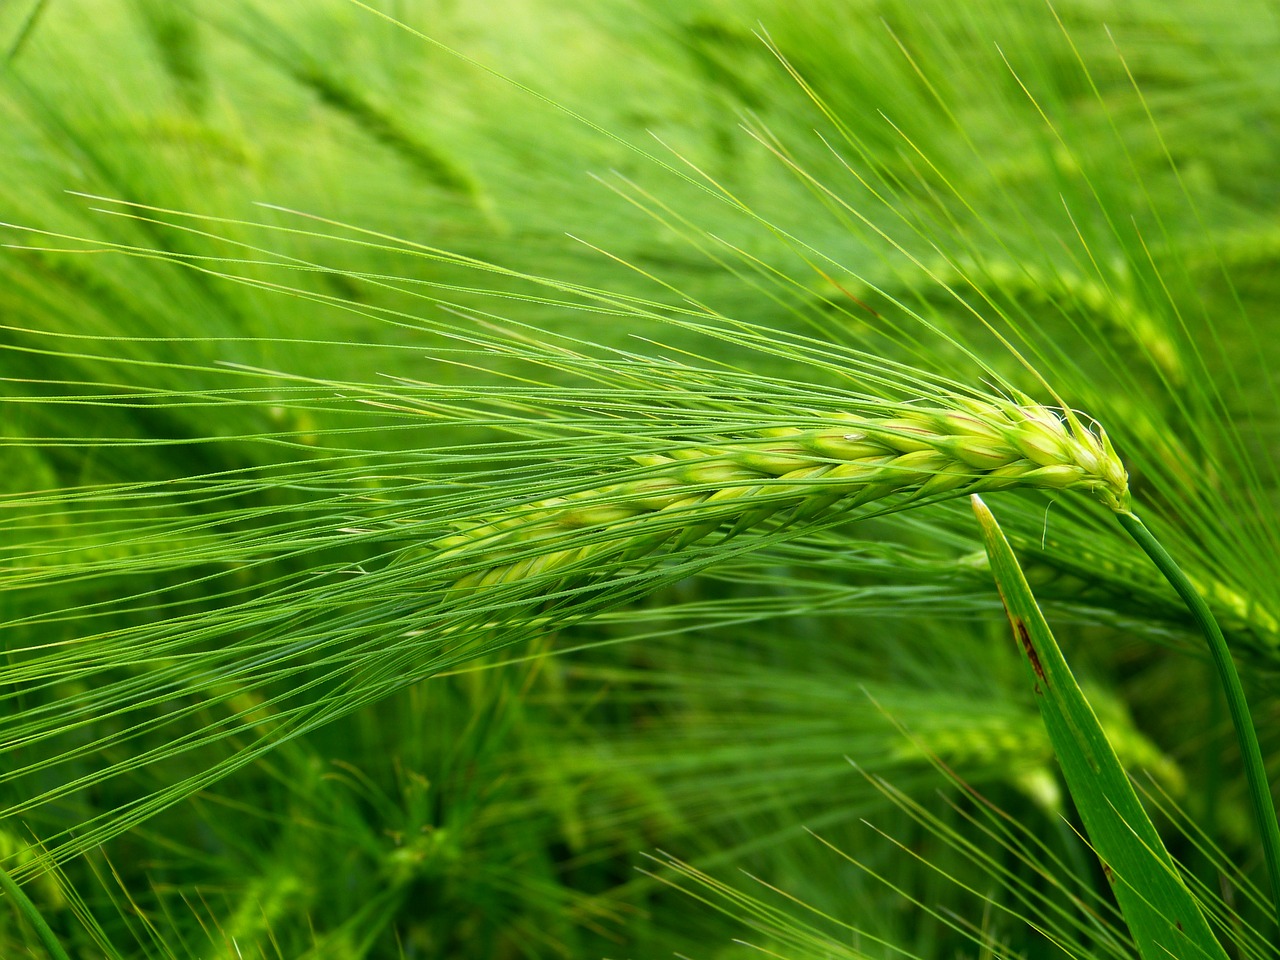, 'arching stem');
0,865,70,960
1117,510,1280,934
